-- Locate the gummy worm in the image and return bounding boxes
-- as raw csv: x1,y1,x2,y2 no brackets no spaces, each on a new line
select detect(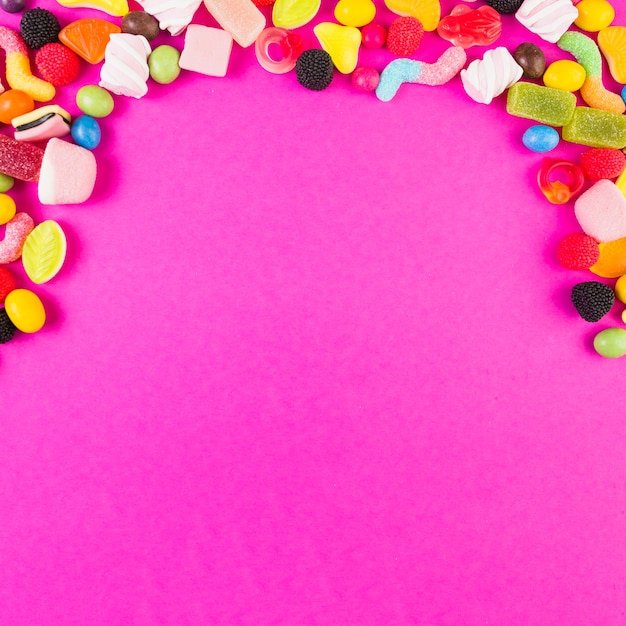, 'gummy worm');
376,46,467,102
0,26,55,102
0,212,34,264
558,31,625,115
